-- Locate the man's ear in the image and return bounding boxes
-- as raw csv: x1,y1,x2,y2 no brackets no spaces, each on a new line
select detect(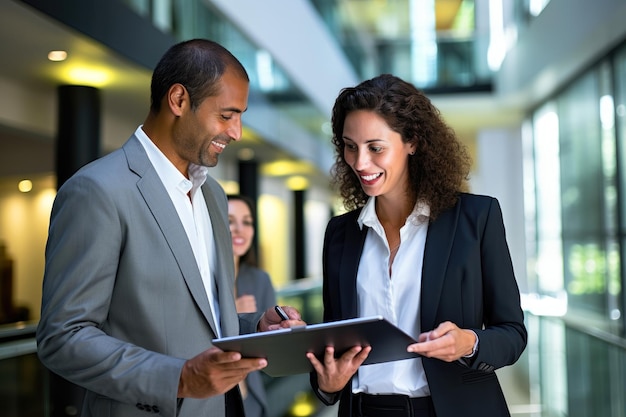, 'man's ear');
167,83,187,117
